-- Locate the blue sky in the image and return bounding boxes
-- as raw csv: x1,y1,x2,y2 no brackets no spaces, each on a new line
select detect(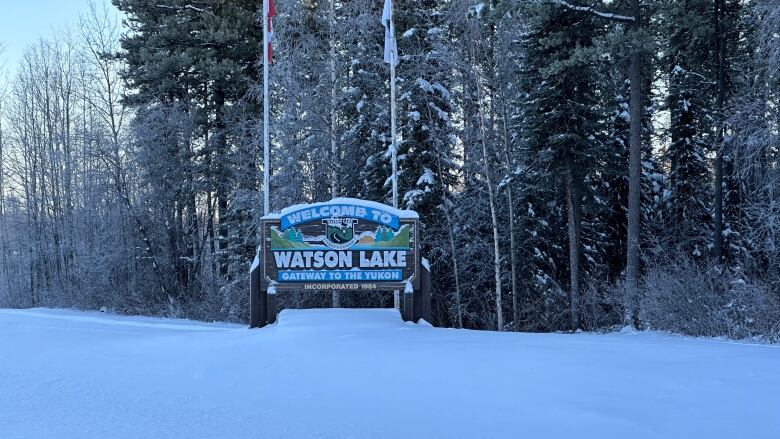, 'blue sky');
0,0,120,76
